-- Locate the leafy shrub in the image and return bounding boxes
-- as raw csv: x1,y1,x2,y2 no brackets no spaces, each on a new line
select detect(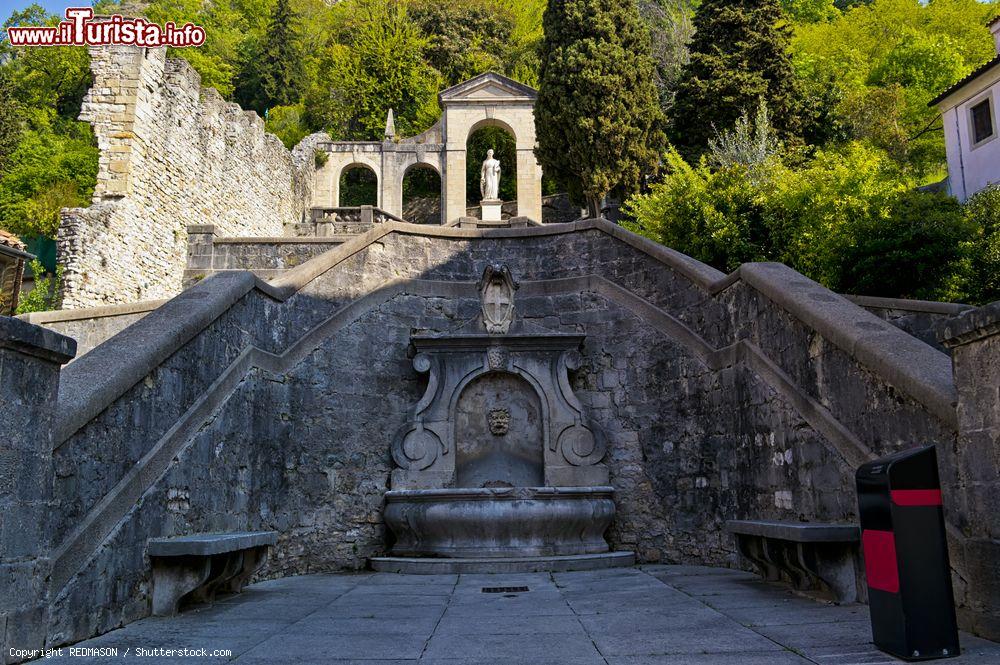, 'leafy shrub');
16,259,62,314
962,186,1000,306
833,190,972,300
625,141,973,300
